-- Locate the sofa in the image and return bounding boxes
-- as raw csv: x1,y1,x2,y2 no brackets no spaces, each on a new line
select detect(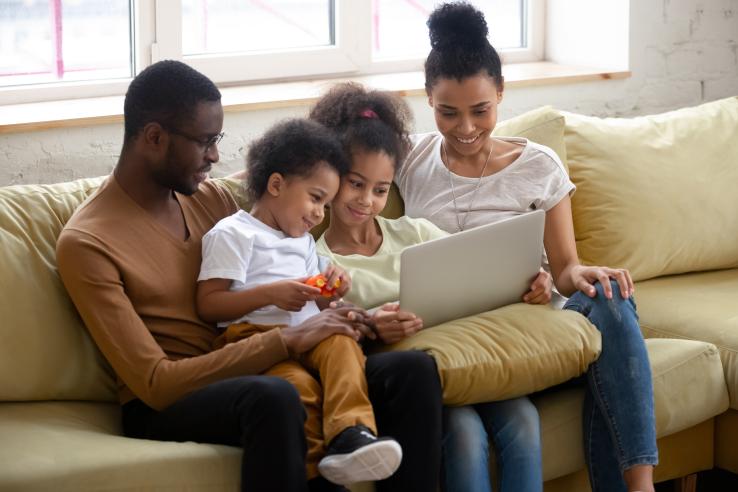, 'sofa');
1,96,736,492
